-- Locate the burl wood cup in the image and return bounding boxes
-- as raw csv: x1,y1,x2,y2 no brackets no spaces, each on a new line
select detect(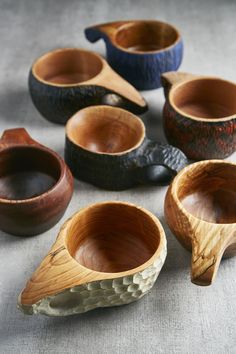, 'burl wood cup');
85,20,183,90
29,48,147,124
65,105,187,190
162,72,236,160
165,160,236,286
0,128,73,236
18,201,167,316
